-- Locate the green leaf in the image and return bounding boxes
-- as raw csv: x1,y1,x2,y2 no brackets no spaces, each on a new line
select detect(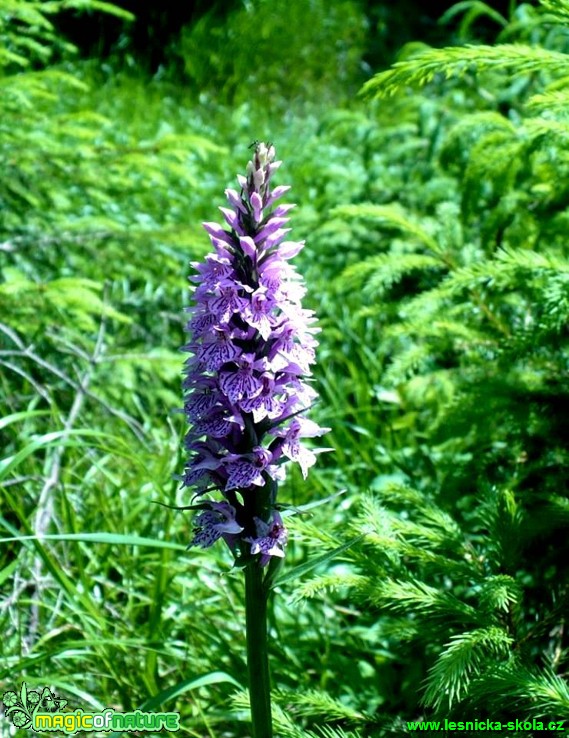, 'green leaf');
272,535,364,589
0,532,189,552
0,410,50,431
107,673,243,738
